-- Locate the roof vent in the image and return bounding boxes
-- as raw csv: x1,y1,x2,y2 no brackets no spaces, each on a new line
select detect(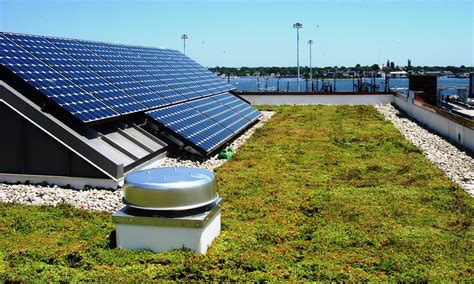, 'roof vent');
113,167,222,254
